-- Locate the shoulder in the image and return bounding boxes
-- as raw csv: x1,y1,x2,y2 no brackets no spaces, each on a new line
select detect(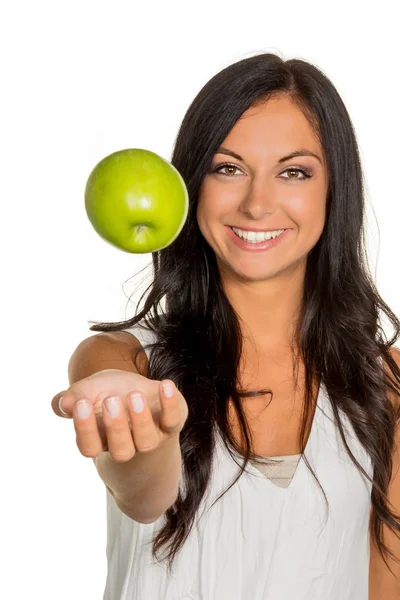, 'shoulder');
106,330,143,347
388,346,400,364
68,330,148,384
102,331,150,377
384,347,400,411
